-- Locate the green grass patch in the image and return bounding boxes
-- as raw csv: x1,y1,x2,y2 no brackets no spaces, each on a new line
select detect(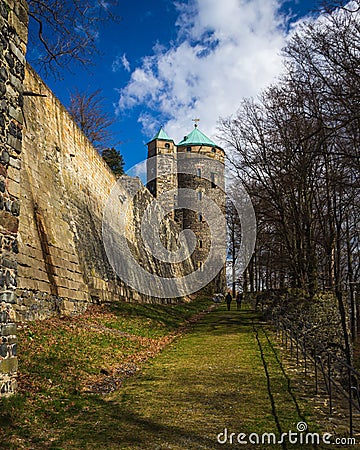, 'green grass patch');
109,306,318,449
0,296,212,449
0,300,321,449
